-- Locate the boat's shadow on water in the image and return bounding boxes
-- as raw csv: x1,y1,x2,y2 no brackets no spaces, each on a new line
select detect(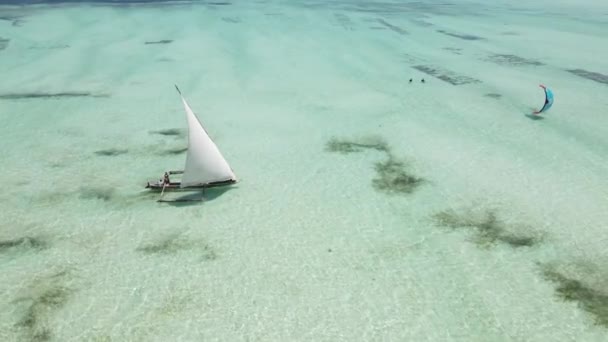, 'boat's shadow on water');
525,113,545,121
160,186,237,207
